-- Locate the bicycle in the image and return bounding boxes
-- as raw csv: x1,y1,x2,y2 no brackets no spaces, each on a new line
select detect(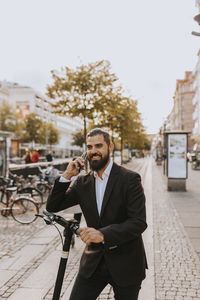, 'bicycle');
9,172,44,207
38,165,60,186
34,169,53,199
0,177,39,224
